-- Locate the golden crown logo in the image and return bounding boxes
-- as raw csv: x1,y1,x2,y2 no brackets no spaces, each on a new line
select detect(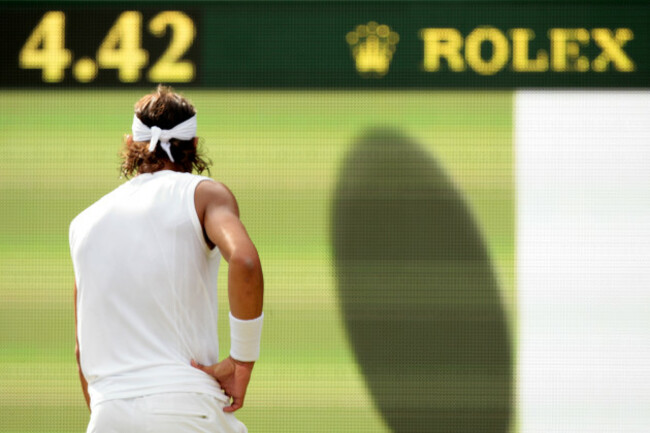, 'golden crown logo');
346,22,400,77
